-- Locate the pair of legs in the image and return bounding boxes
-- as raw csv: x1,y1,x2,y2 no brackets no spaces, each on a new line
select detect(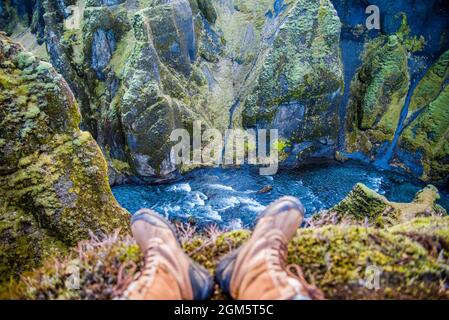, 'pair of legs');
120,197,324,300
